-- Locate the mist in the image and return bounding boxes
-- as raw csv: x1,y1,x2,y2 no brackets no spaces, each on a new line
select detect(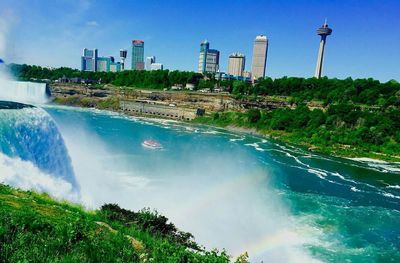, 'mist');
0,13,11,82
49,108,319,262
